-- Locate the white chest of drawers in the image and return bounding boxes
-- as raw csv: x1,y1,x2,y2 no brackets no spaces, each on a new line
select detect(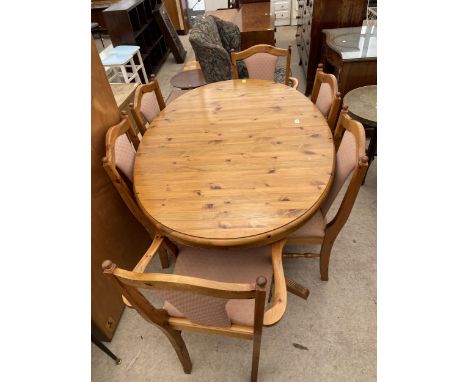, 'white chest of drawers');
271,0,291,26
